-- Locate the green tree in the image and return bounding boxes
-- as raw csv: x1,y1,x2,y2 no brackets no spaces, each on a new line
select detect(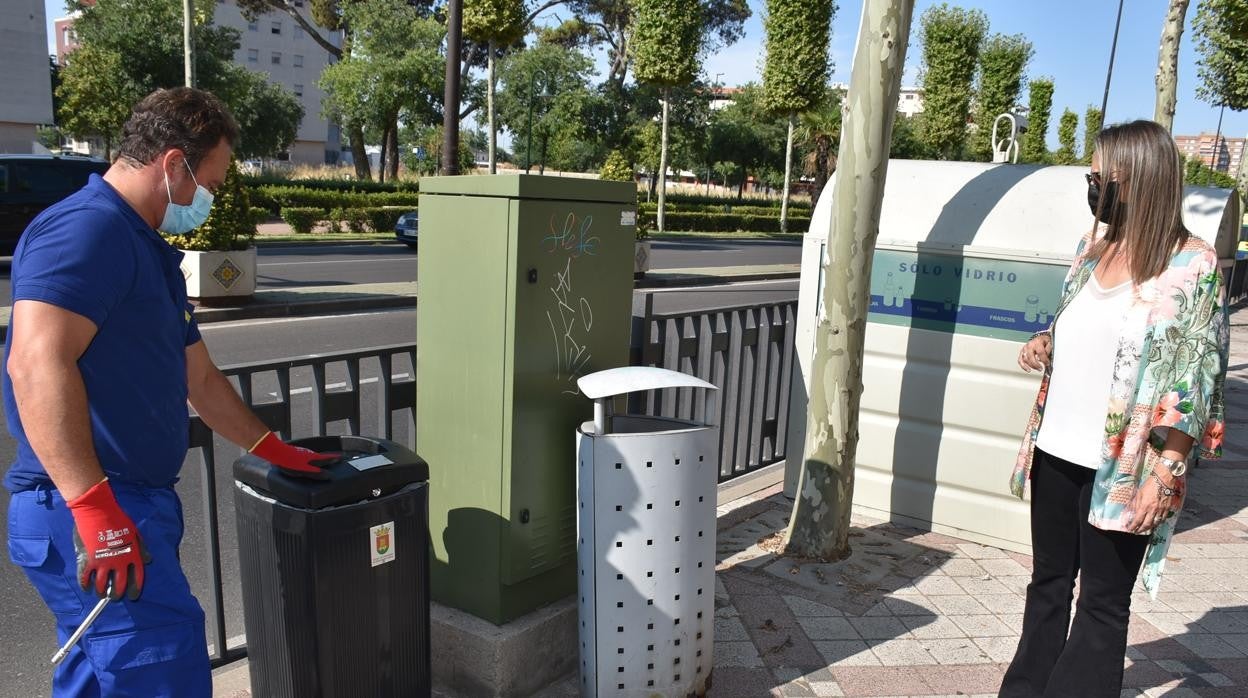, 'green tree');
917,4,988,160
1083,105,1103,164
1021,77,1054,163
1054,108,1079,164
971,33,1033,160
706,84,787,199
762,0,834,232
1185,155,1239,188
463,0,526,173
632,0,703,232
796,89,842,207
320,0,445,182
495,40,600,172
1155,0,1191,132
1193,0,1248,110
57,0,302,159
784,0,916,563
890,113,932,159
